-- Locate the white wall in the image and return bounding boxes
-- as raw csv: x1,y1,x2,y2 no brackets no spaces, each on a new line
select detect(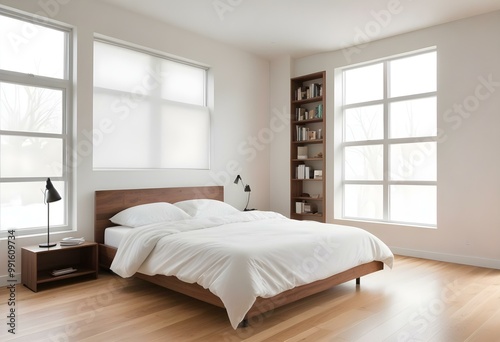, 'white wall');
274,11,500,268
0,0,270,282
269,56,291,216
